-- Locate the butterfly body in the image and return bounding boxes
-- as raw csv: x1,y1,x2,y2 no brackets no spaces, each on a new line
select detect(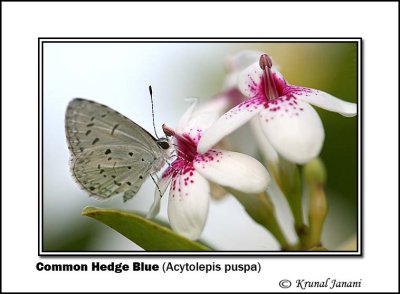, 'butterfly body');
65,98,172,202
